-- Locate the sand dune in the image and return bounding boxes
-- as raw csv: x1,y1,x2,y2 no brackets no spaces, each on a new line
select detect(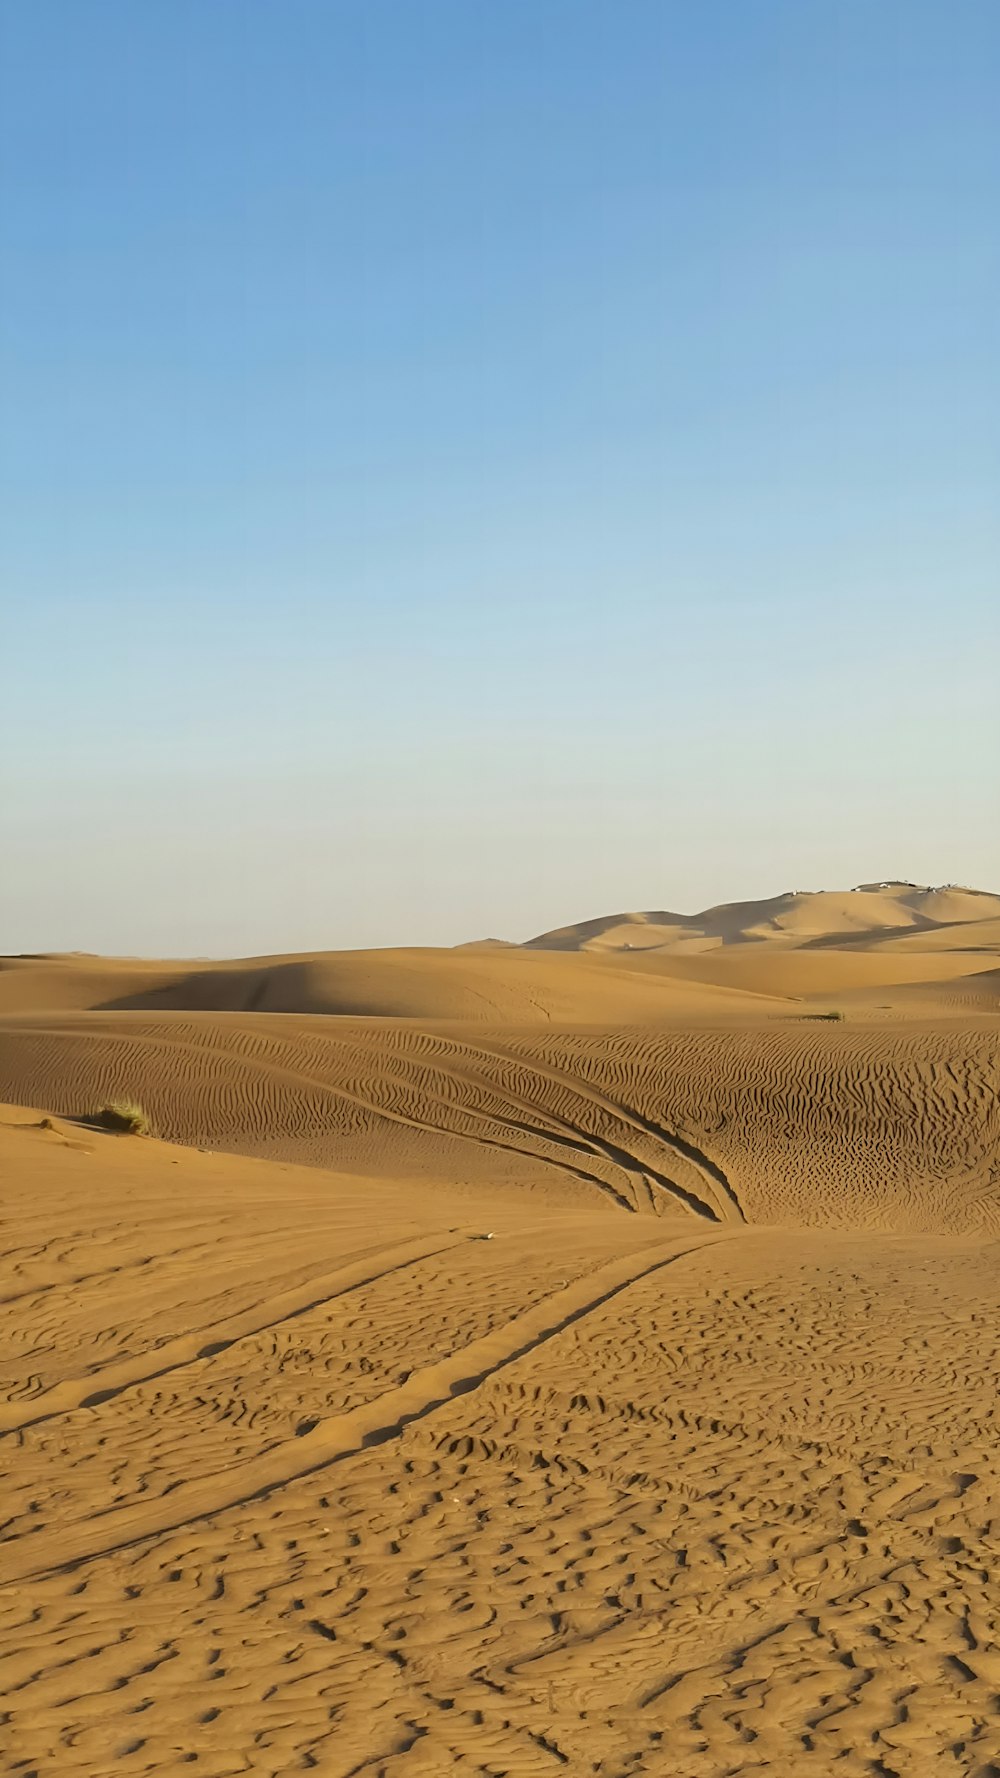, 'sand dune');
0,1010,997,1232
611,943,1000,1000
4,878,1000,1030
871,913,1000,954
3,881,1000,1774
0,946,786,1023
811,966,1000,1018
529,881,1000,952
